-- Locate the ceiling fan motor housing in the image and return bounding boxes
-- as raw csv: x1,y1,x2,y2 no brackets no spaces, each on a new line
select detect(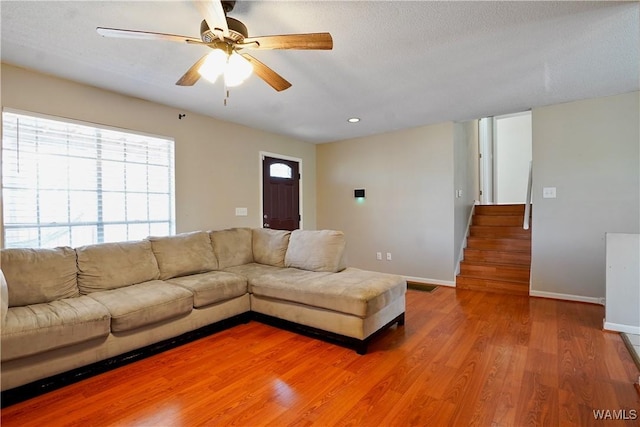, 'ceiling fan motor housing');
200,17,248,43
